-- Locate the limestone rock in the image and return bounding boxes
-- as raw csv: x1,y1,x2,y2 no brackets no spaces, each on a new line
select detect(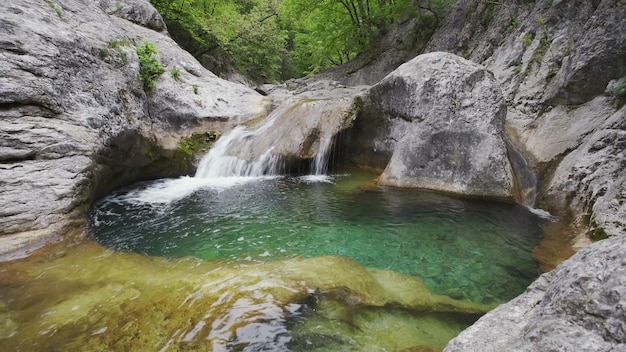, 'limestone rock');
352,52,514,199
0,0,266,252
100,0,167,32
445,235,626,352
195,84,365,177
